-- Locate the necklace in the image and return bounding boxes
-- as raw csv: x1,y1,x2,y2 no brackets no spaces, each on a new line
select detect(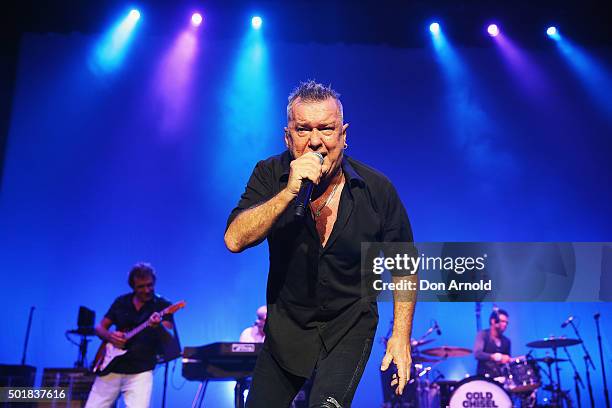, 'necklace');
311,175,343,217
